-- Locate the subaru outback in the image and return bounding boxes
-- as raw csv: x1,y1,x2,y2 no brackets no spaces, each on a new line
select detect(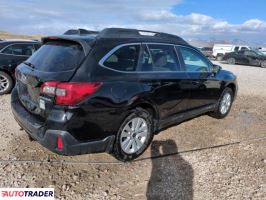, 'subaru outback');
11,28,237,161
